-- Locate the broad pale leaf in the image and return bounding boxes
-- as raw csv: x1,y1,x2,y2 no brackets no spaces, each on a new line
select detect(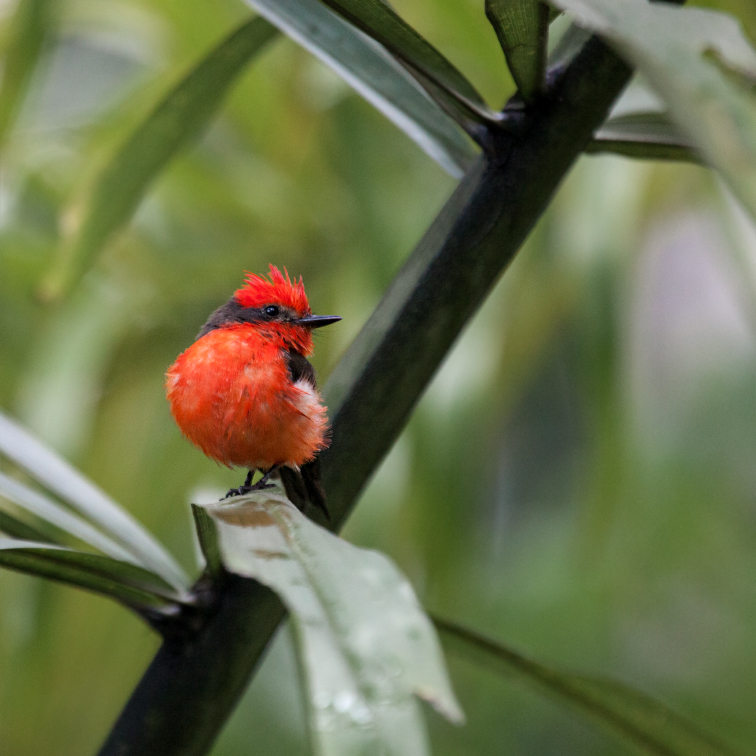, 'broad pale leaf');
40,16,279,300
486,0,549,101
549,0,756,220
204,492,463,756
588,112,699,162
243,0,478,175
437,618,744,756
0,411,189,591
0,538,182,611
